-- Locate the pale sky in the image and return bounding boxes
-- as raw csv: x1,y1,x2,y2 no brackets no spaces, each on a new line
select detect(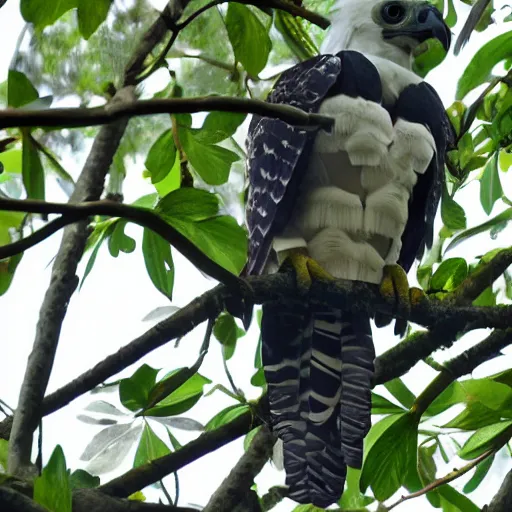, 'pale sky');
0,1,511,511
